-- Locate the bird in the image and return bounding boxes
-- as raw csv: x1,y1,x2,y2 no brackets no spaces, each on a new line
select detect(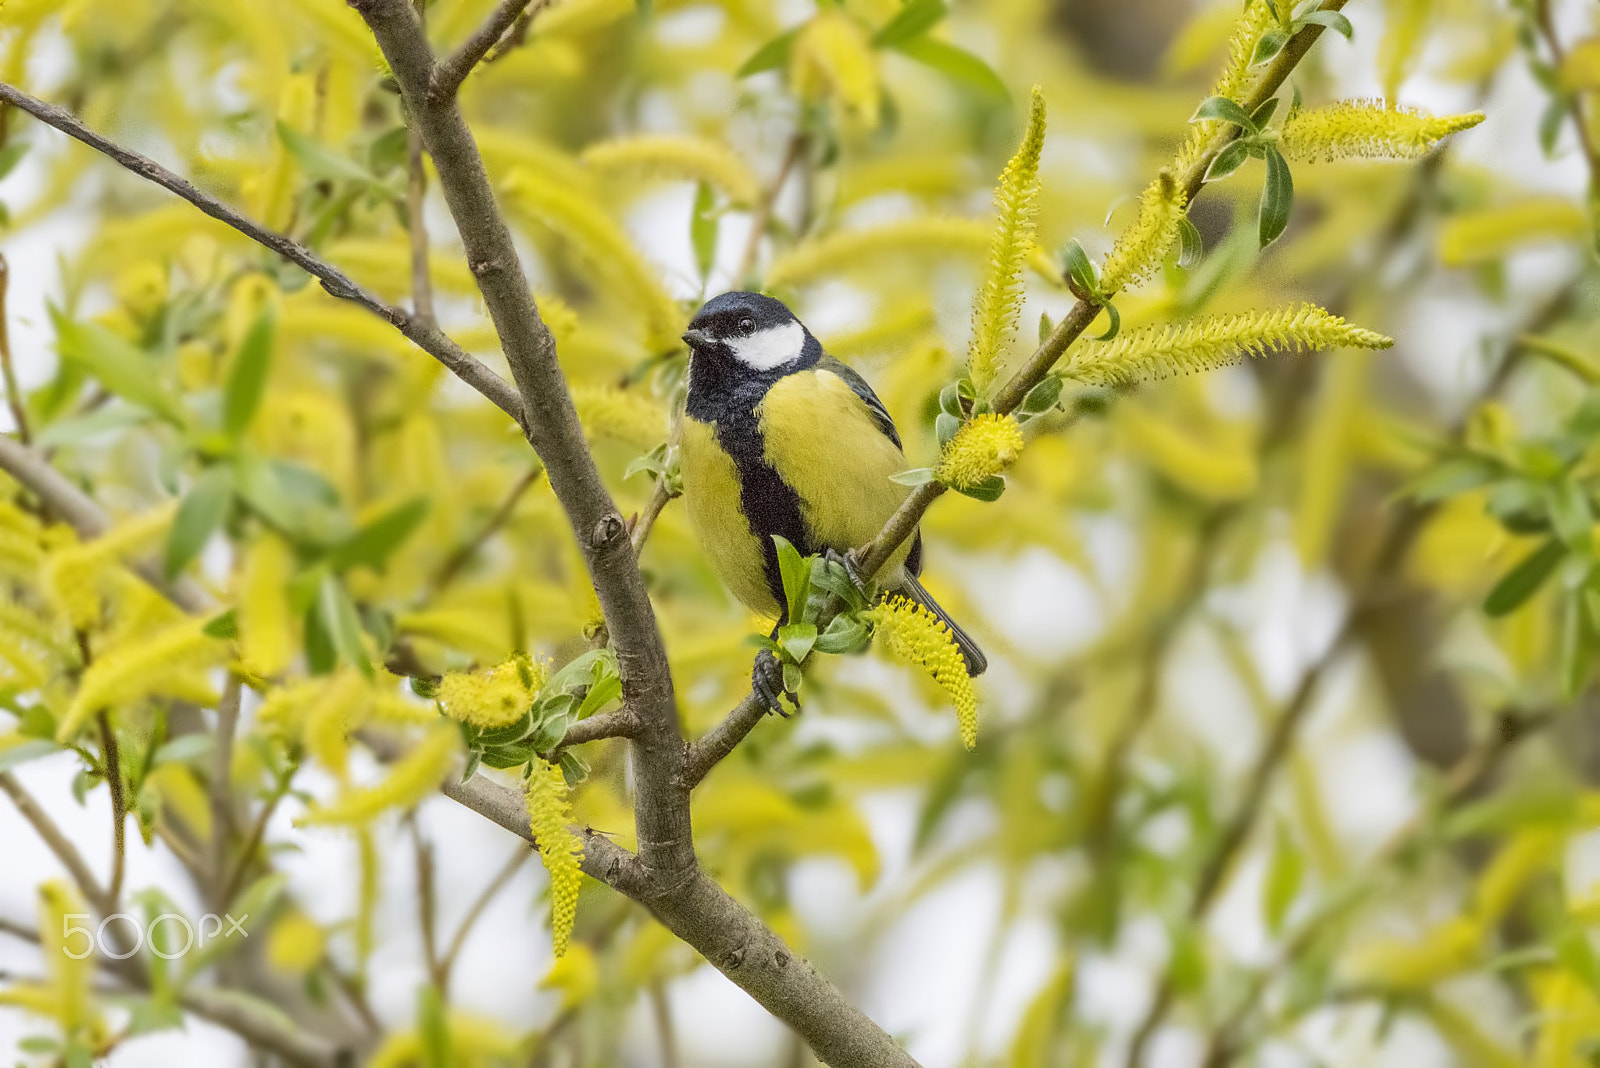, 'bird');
677,290,986,710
